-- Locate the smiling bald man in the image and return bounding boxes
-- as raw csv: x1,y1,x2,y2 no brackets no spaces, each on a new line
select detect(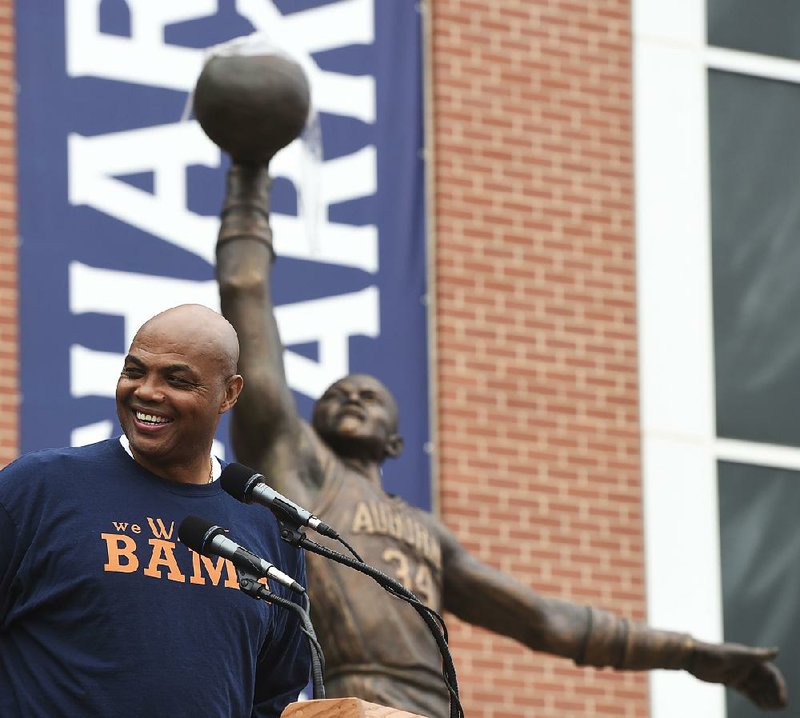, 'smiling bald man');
0,304,311,718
